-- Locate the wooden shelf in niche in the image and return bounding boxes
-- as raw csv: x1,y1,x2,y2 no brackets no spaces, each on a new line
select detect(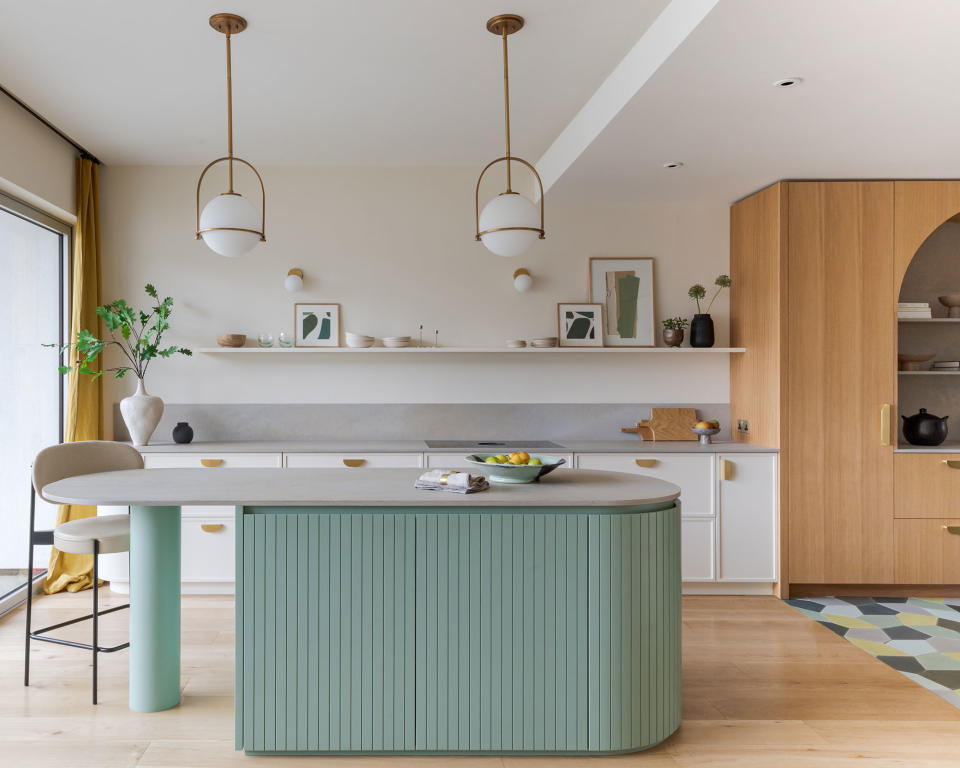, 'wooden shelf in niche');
898,318,960,323
197,346,747,355
898,370,960,375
